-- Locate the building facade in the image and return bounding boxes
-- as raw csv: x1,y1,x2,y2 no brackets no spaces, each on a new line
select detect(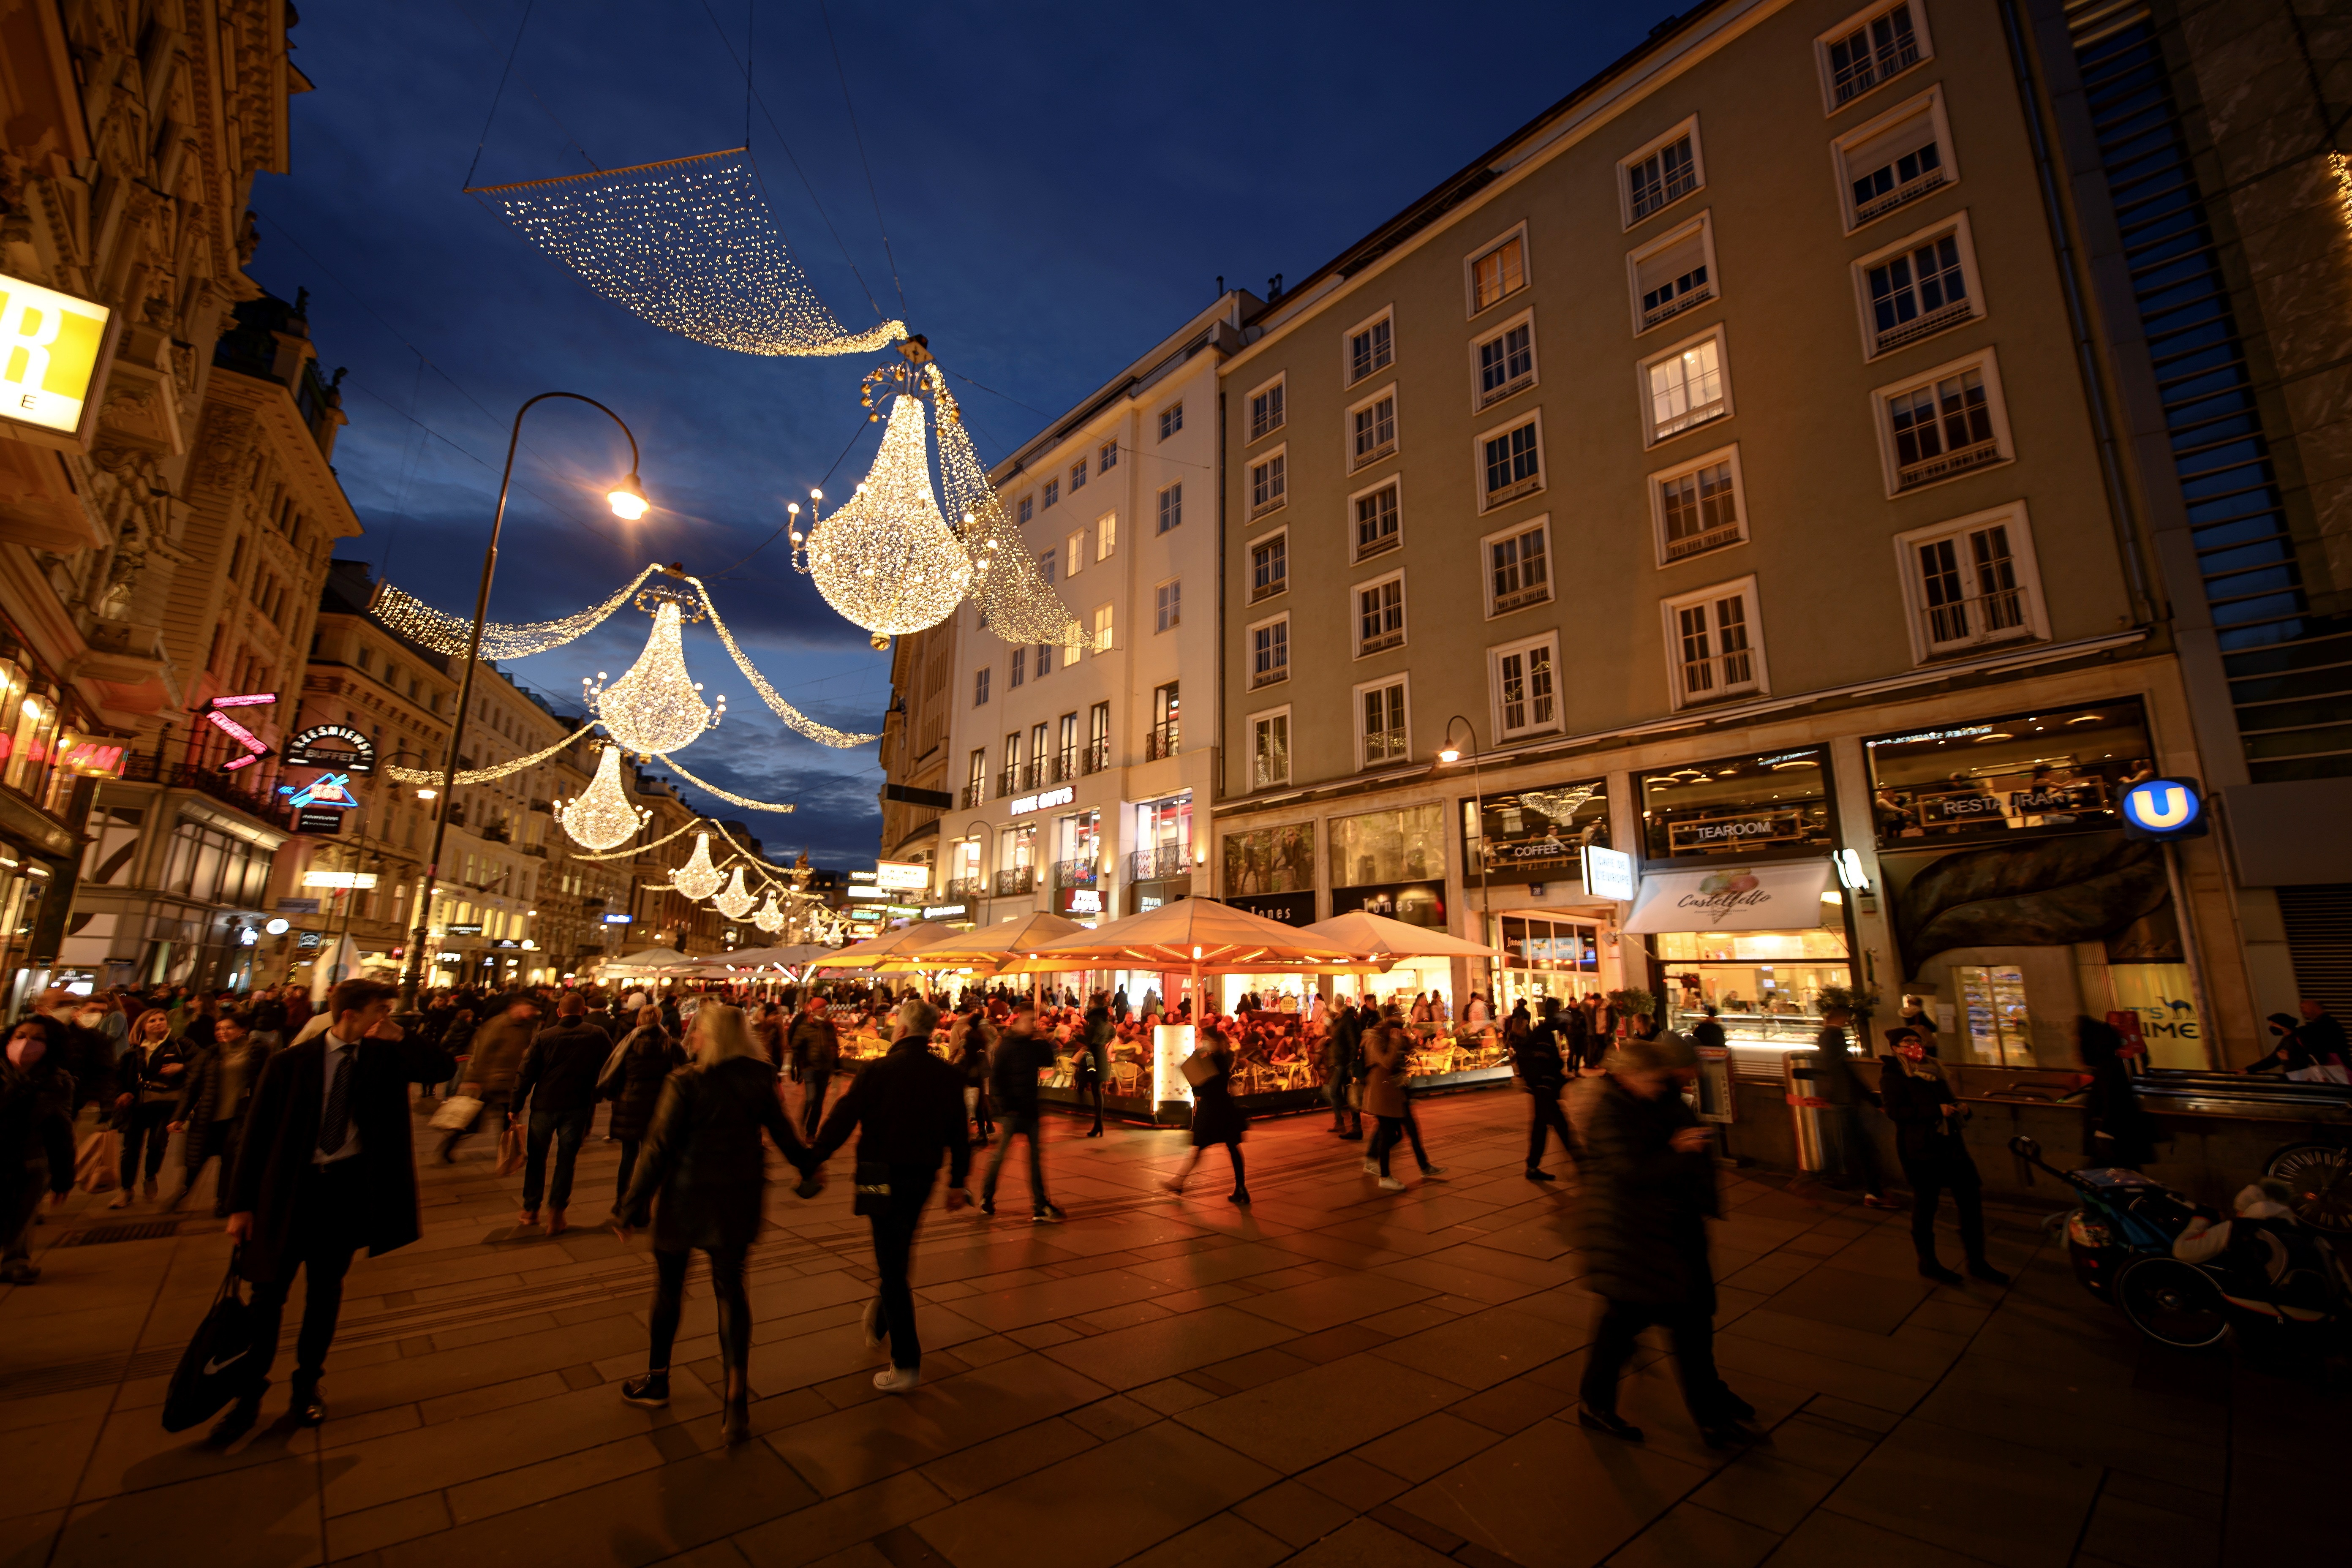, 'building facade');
877,617,958,881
